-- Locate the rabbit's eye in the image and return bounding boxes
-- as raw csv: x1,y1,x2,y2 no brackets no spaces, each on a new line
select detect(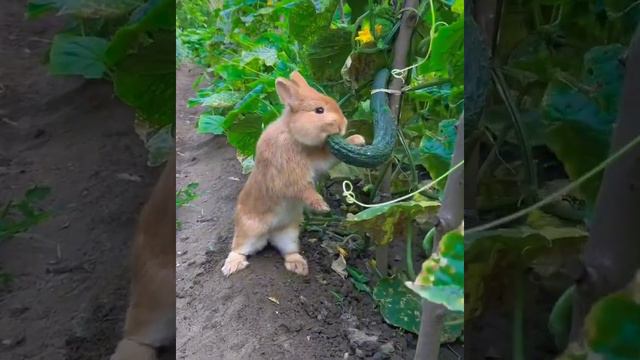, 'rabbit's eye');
314,107,324,114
